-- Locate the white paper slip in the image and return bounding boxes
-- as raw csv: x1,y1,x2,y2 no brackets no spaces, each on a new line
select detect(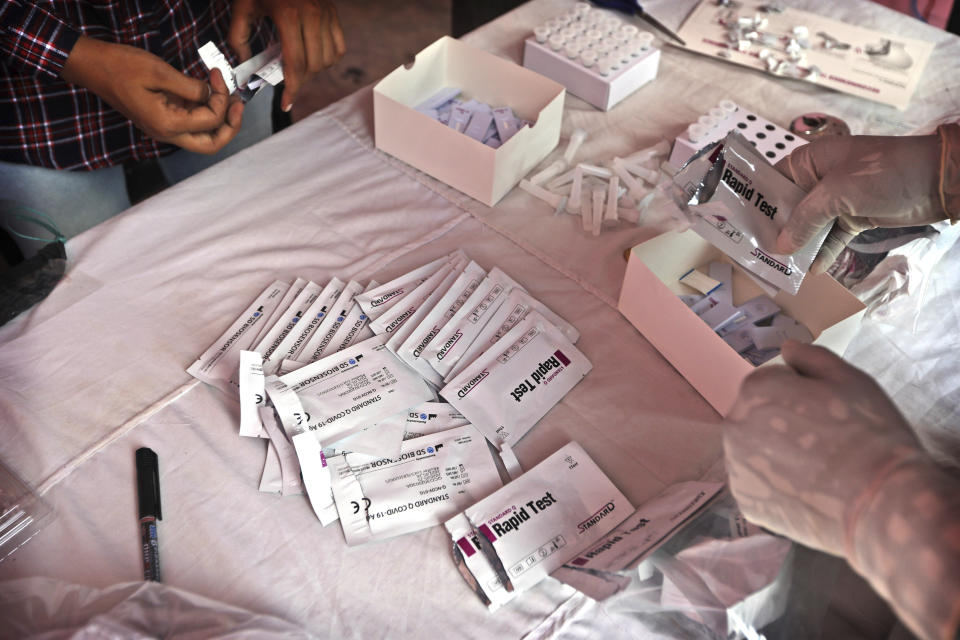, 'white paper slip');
370,261,456,337
463,441,633,593
238,350,267,438
330,425,503,546
395,261,486,387
446,287,580,381
441,311,592,450
299,280,364,364
563,481,725,575
386,265,463,357
279,334,435,445
271,278,344,367
264,376,338,525
187,280,290,396
356,253,457,320
322,280,379,358
250,277,306,348
254,281,324,373
199,41,284,102
424,267,525,380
